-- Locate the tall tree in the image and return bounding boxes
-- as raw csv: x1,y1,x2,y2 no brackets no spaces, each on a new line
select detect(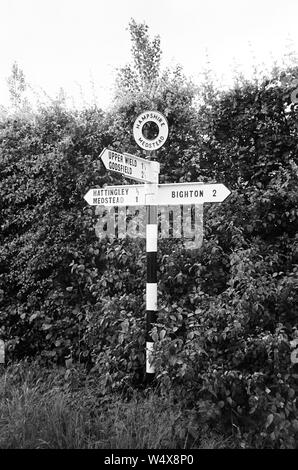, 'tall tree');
115,18,162,99
6,62,27,109
109,19,201,186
